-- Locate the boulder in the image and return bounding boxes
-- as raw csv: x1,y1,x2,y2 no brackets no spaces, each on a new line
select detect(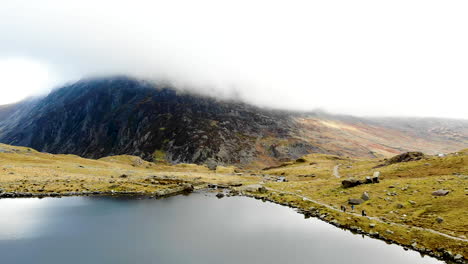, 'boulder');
239,184,267,193
396,203,404,209
436,217,444,223
387,152,425,164
432,189,450,196
182,184,194,192
216,192,225,198
342,179,363,188
361,192,370,201
277,176,287,182
348,198,364,205
206,159,218,171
